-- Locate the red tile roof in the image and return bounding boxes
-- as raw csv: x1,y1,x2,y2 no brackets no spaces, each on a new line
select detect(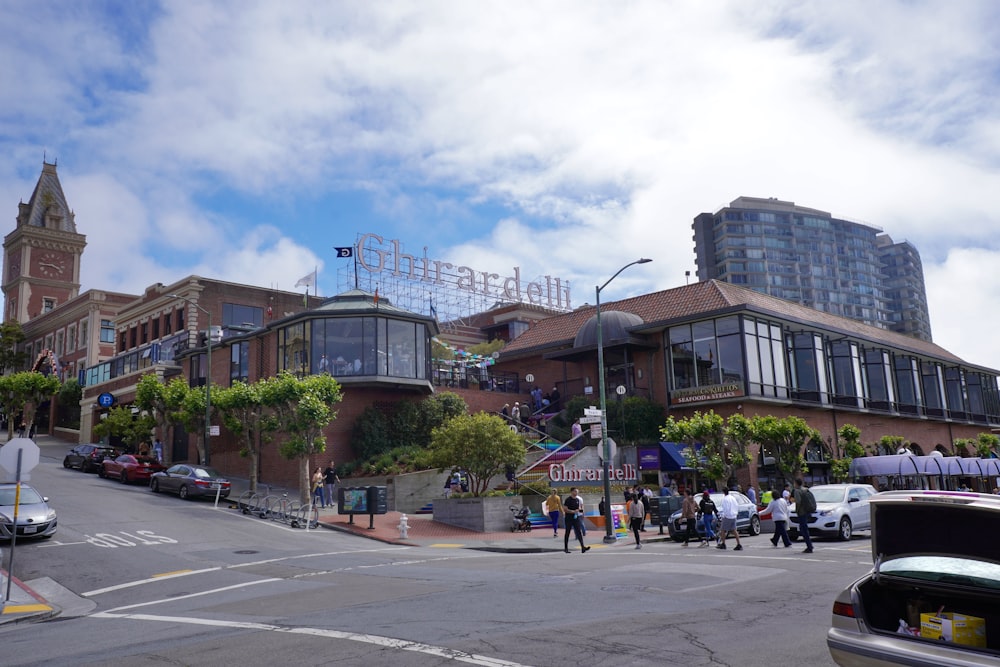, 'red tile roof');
500,279,971,366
